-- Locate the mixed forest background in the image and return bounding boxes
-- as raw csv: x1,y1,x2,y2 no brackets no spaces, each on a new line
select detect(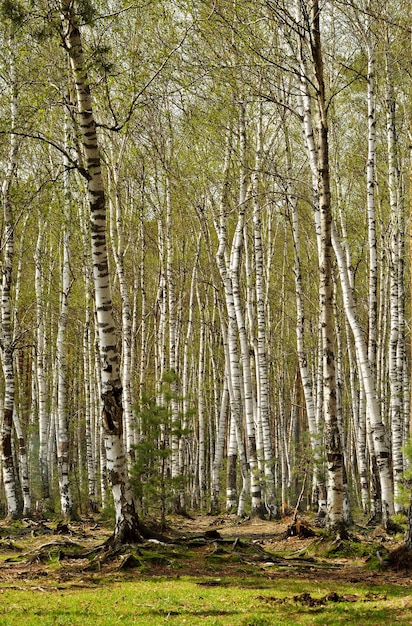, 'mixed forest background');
0,0,411,536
